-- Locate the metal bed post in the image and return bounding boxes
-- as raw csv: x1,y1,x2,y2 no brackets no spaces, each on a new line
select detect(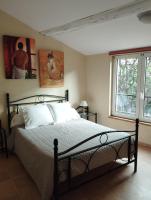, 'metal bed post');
53,139,59,200
134,118,139,173
128,136,131,164
65,90,69,101
6,93,11,134
67,157,71,188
